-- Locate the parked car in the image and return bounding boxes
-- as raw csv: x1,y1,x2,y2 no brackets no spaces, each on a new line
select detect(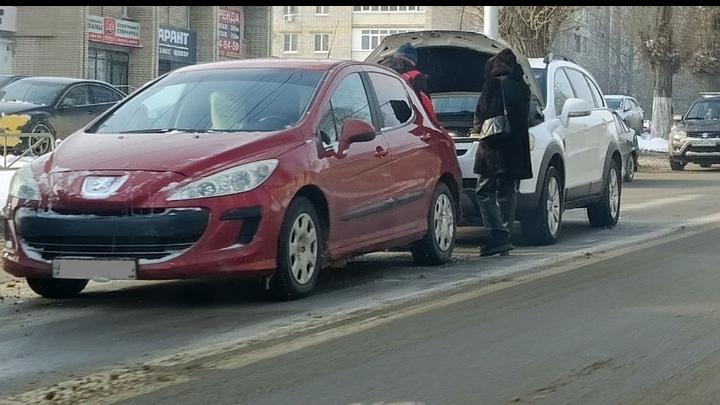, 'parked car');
0,77,125,154
0,74,29,90
3,59,462,300
611,111,639,182
367,32,623,245
605,95,644,134
668,93,720,170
